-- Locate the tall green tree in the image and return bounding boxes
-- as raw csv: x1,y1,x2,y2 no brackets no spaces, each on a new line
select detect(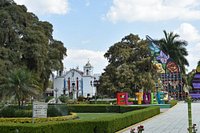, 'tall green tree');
159,30,189,74
0,68,41,107
99,34,157,96
0,0,67,91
